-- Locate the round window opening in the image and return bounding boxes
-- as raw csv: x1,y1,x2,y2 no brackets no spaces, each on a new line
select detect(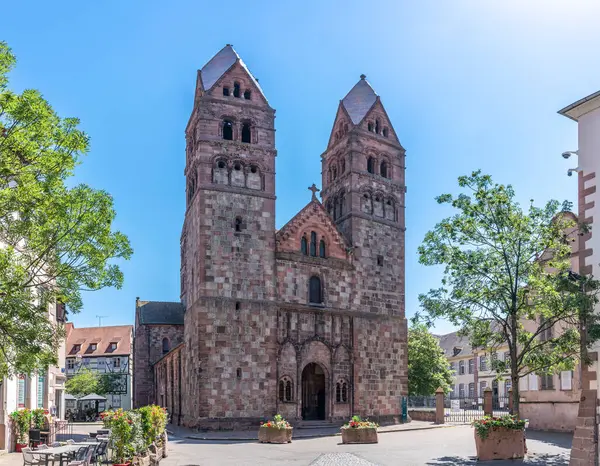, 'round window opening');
363,194,369,199
250,166,257,174
218,161,226,169
234,163,241,171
